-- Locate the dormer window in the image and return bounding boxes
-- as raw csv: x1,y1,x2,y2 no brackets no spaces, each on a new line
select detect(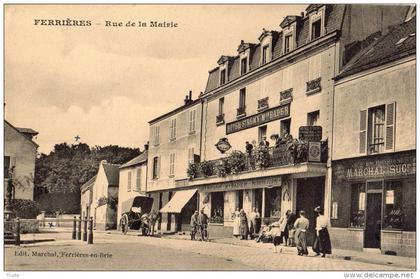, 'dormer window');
311,19,321,40
240,57,248,75
284,34,293,54
220,69,226,85
262,45,270,65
